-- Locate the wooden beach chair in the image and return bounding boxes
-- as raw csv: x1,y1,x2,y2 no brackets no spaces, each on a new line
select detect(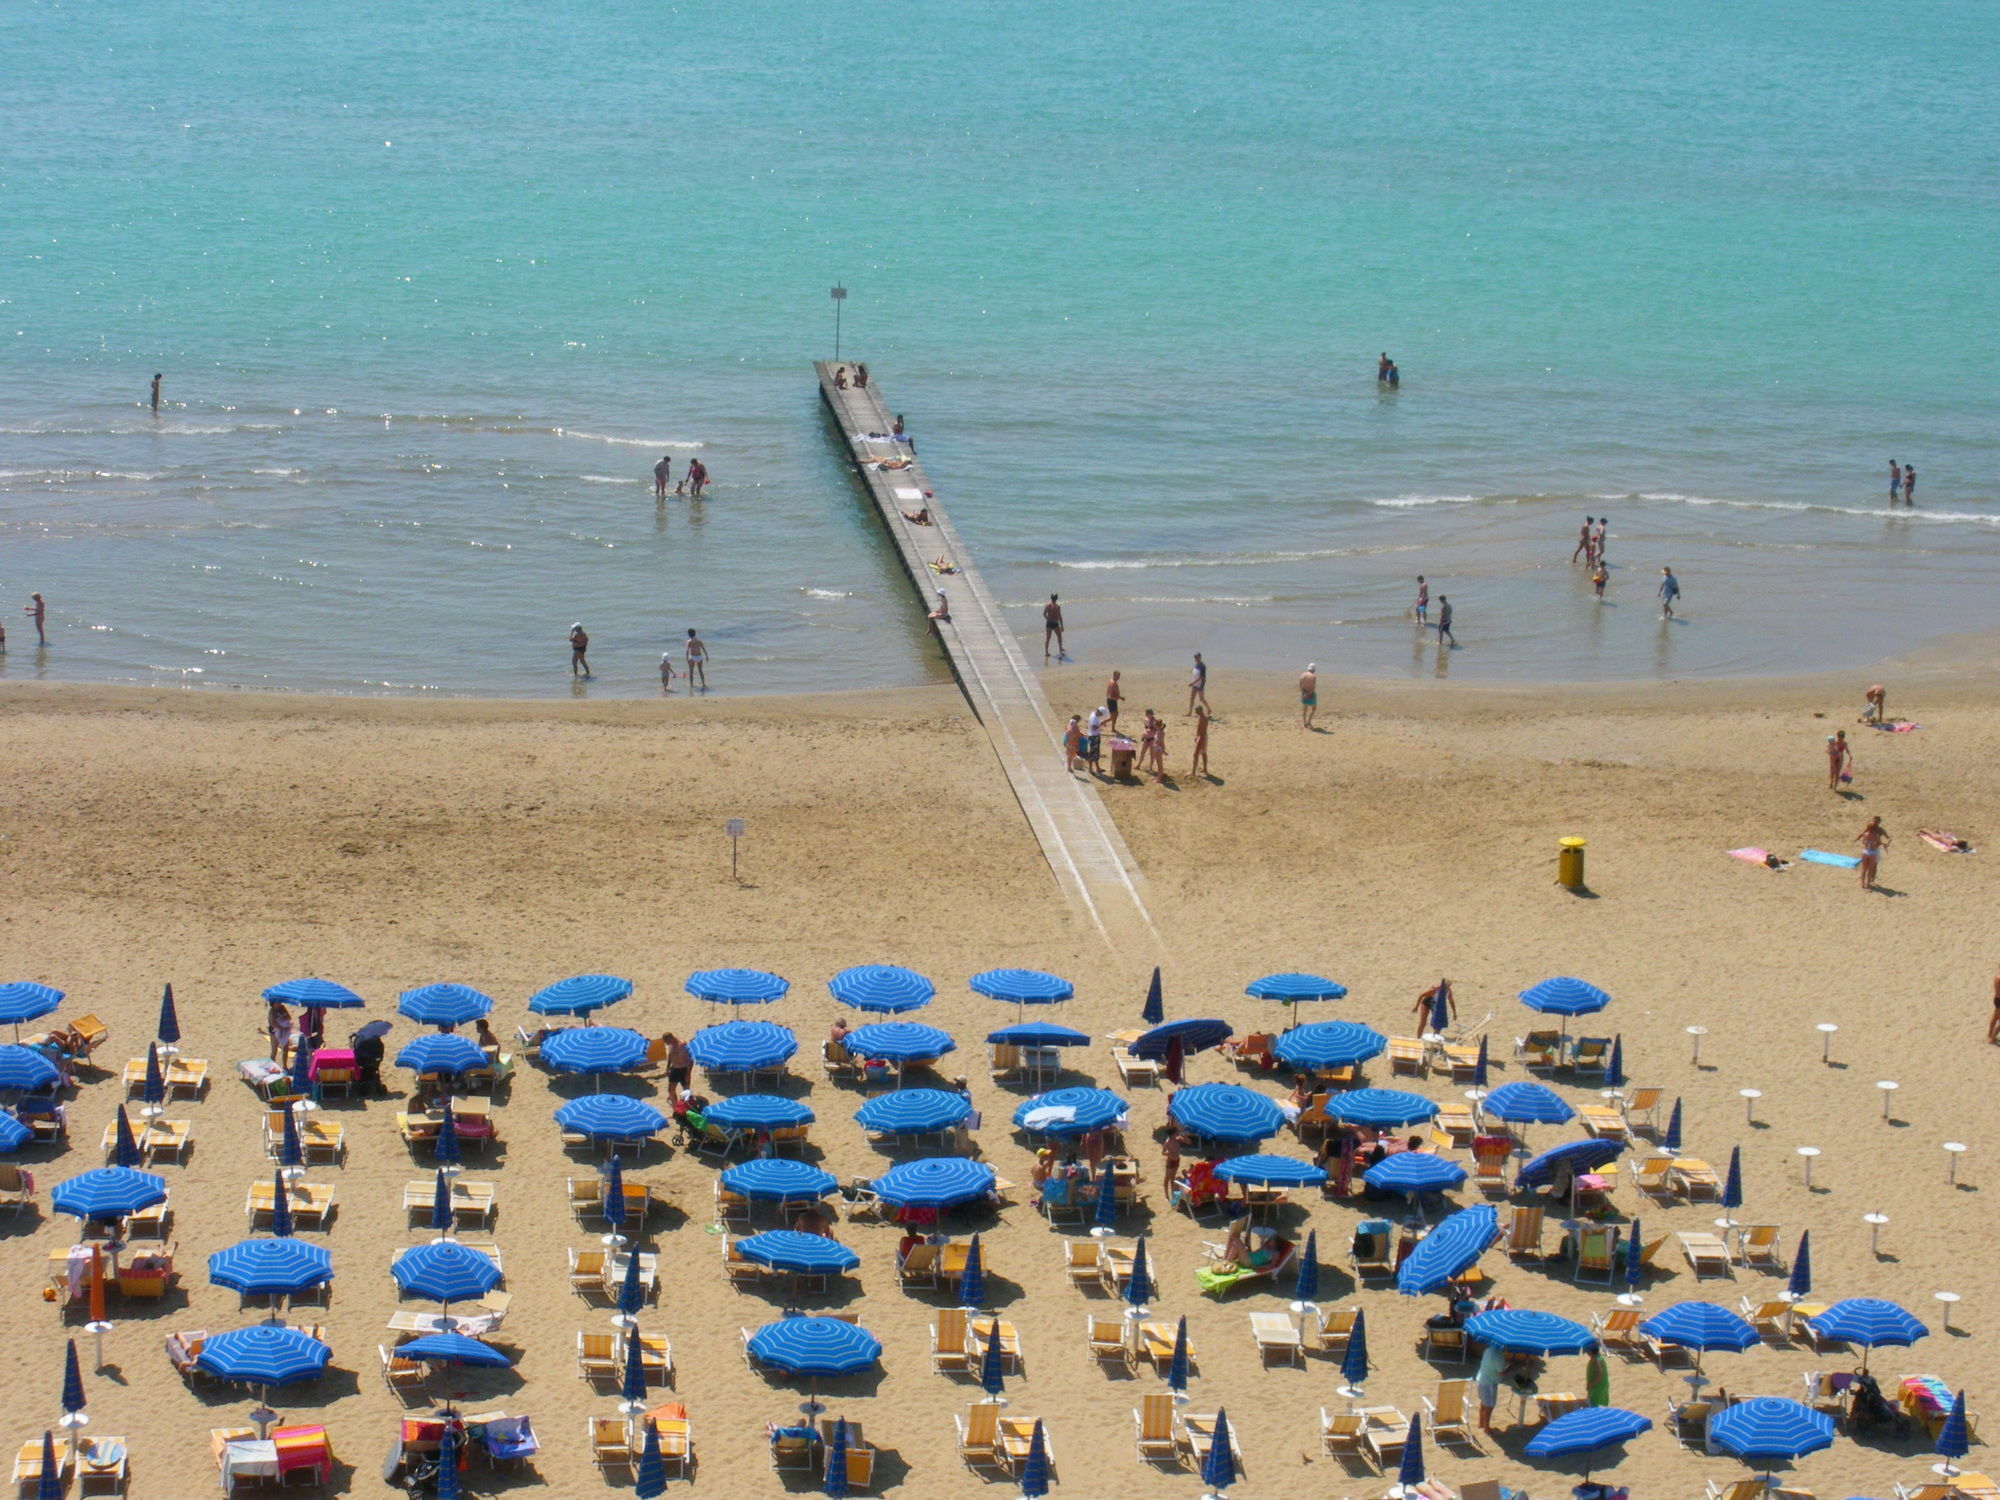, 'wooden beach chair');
380,1345,427,1401
930,1308,969,1373
1137,1319,1194,1373
1569,1036,1612,1079
1132,1393,1178,1463
1740,1297,1794,1343
1421,1321,1469,1363
1309,1305,1357,1356
1293,1092,1332,1142
1618,1085,1663,1132
0,1165,33,1212
1176,1410,1241,1473
1590,1306,1645,1356
576,1331,619,1385
1439,1043,1482,1082
1360,1406,1411,1469
723,1238,767,1287
1061,1239,1100,1289
1471,1136,1512,1196
1350,1222,1396,1281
